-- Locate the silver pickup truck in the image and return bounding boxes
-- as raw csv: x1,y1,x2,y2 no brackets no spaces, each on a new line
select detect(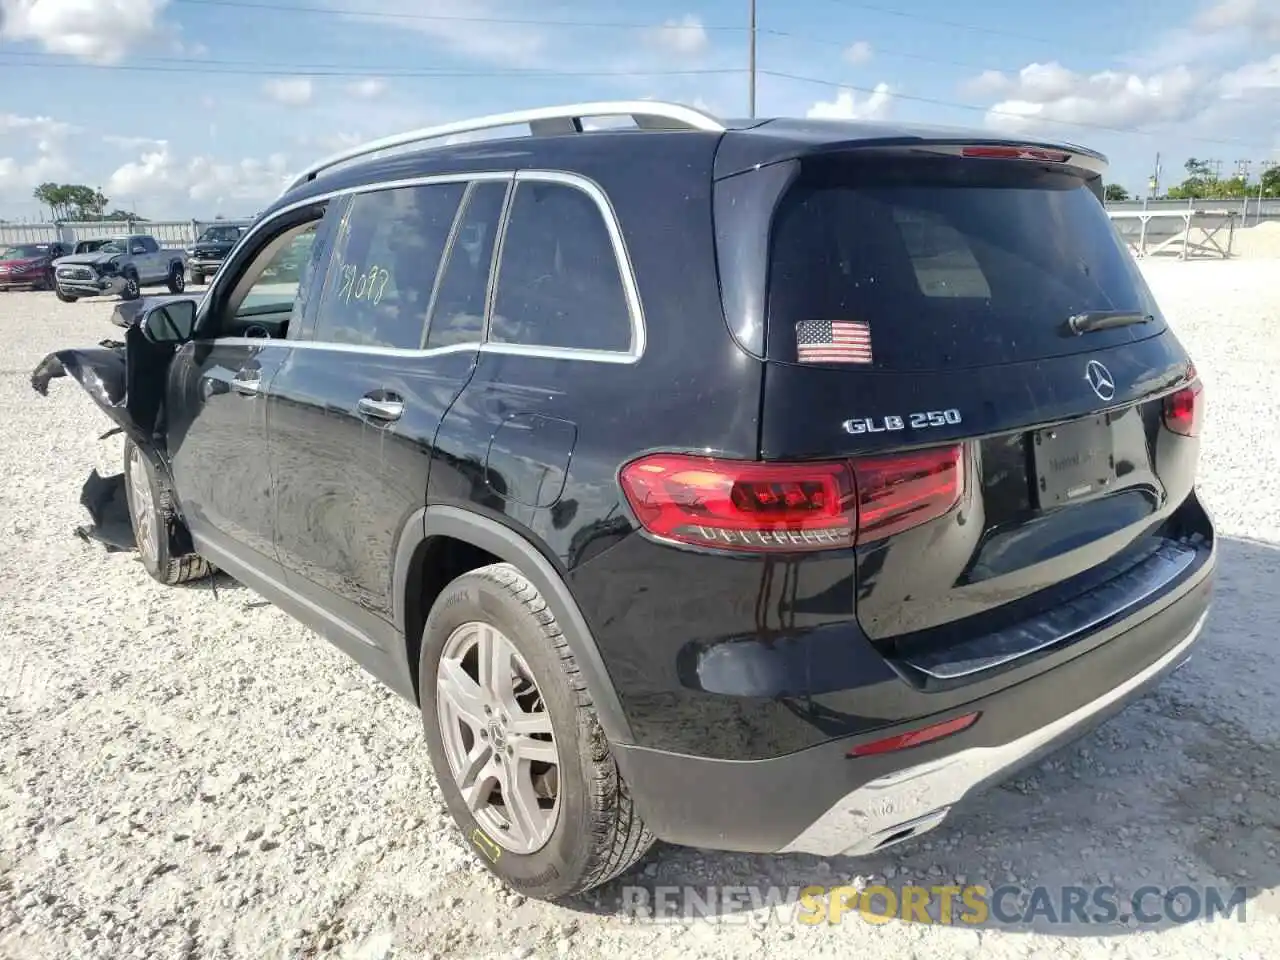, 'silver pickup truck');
53,234,188,302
